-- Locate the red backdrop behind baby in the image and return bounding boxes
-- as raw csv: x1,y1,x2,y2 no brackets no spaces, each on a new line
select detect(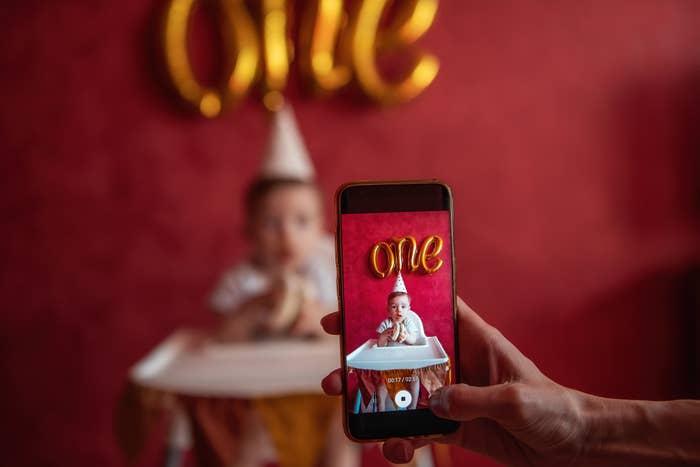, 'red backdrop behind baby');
340,211,455,366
